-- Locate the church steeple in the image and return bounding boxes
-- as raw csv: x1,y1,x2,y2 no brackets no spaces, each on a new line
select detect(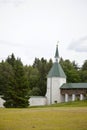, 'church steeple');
47,43,66,78
46,43,66,104
55,42,59,62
